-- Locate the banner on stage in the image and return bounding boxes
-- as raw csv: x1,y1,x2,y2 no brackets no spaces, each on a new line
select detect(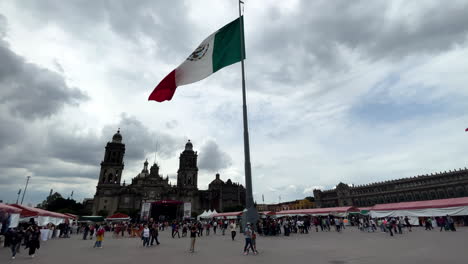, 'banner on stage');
141,202,151,220
183,202,191,218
